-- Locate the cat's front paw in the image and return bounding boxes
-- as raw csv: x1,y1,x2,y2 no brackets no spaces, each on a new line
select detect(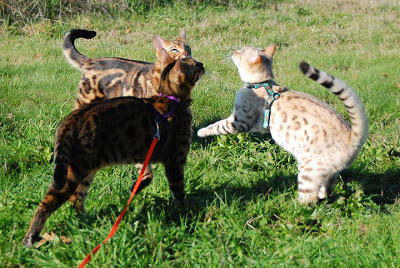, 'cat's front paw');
197,128,207,137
